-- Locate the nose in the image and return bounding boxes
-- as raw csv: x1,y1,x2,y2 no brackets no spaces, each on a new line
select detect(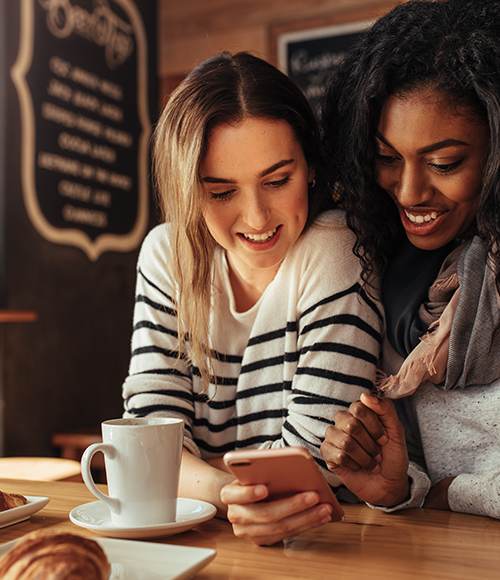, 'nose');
242,190,270,230
393,163,432,207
